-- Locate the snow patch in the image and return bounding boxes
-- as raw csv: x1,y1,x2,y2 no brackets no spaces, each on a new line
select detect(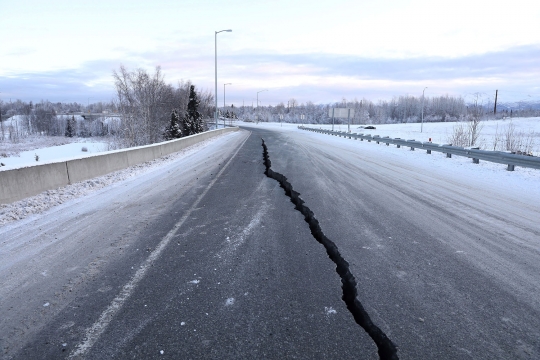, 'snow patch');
325,306,337,315
225,298,235,306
